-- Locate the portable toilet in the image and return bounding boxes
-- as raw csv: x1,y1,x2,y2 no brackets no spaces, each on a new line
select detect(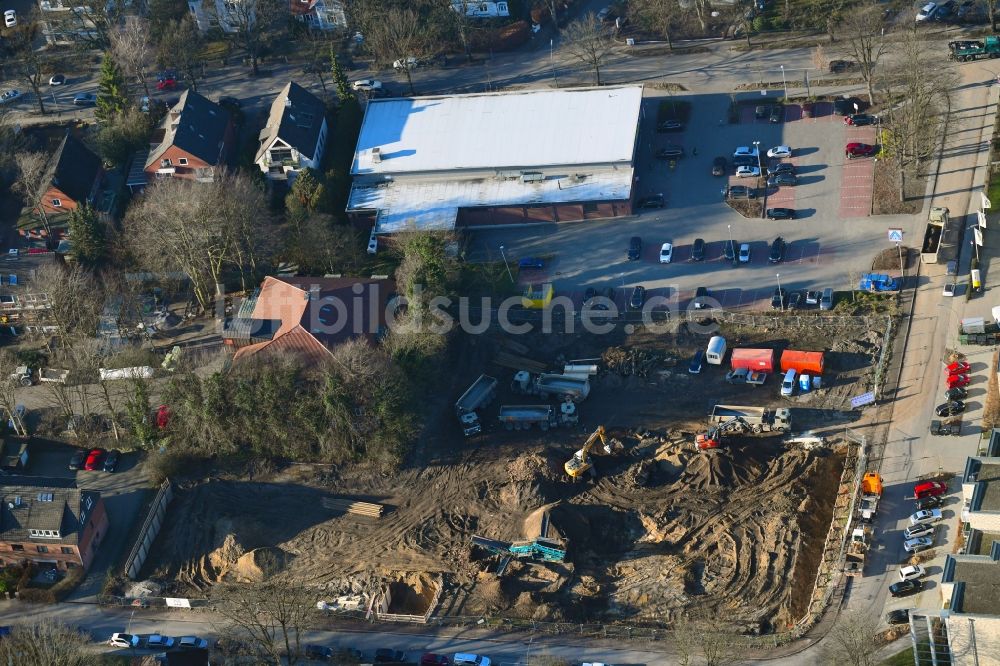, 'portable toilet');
705,336,727,365
812,376,822,389
799,374,811,392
